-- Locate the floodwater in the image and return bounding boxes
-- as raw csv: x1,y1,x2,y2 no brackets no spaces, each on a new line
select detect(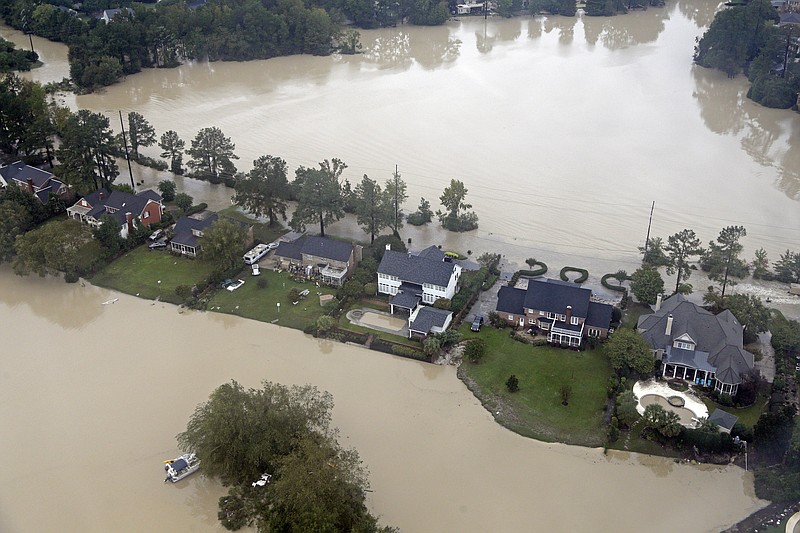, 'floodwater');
0,268,765,532
3,2,800,280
